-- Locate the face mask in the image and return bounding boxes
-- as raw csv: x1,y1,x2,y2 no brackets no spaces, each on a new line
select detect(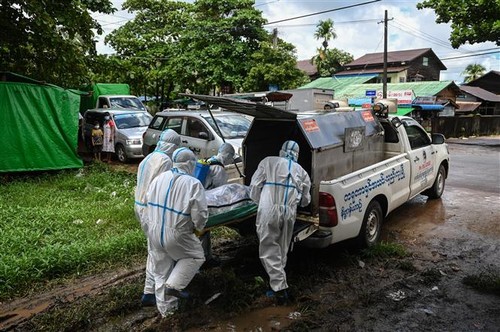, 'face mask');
104,116,110,120
94,125,100,129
